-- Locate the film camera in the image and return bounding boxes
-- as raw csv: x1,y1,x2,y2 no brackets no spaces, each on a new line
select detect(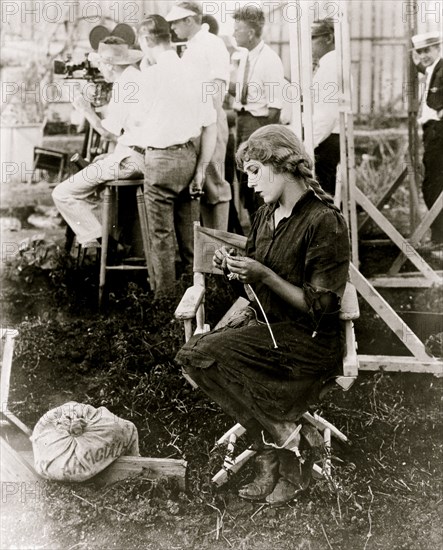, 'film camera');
53,23,137,107
53,53,112,109
53,54,102,81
